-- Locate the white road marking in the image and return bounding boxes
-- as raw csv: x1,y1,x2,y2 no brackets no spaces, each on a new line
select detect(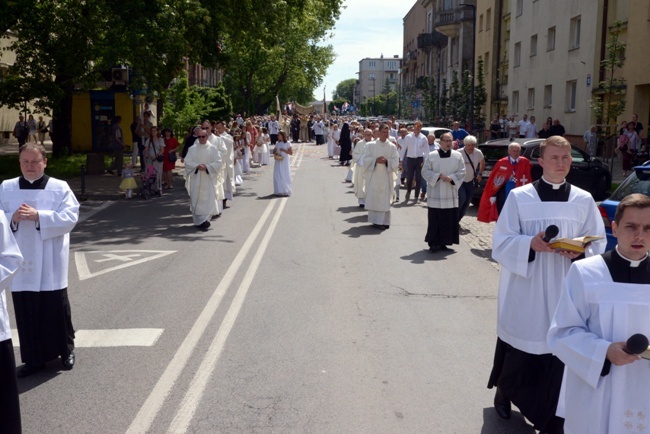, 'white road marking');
75,250,176,281
78,201,114,224
168,197,289,433
95,253,142,263
126,199,278,434
12,328,163,347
